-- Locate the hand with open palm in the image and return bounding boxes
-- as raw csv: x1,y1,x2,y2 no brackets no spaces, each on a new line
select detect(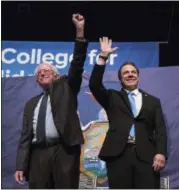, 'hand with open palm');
99,37,118,58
